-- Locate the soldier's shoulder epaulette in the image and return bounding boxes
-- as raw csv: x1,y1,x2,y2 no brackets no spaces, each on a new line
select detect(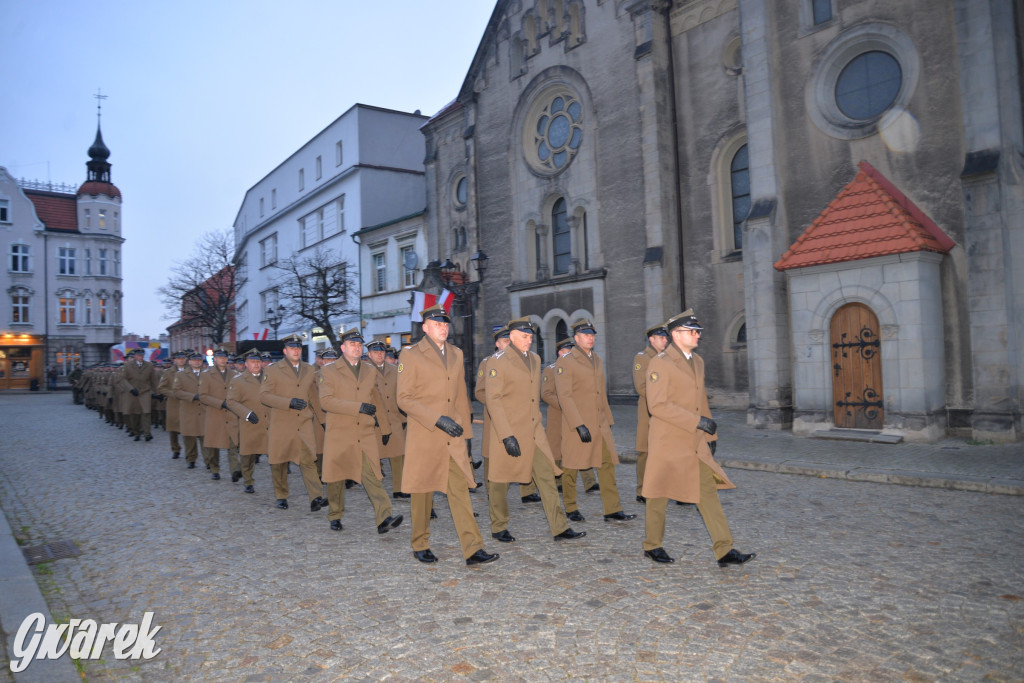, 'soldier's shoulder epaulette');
635,351,646,357
656,351,667,358
494,350,505,359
